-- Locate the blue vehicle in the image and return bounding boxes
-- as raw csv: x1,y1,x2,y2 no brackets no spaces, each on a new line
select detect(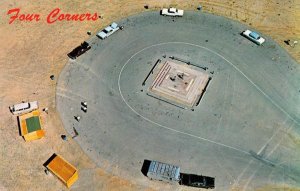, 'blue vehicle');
97,22,121,39
242,29,265,45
